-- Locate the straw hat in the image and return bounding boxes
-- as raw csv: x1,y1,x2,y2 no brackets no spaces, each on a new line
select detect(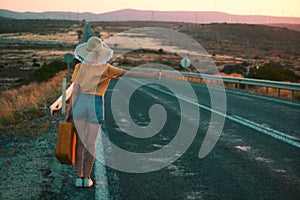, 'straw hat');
74,36,113,65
